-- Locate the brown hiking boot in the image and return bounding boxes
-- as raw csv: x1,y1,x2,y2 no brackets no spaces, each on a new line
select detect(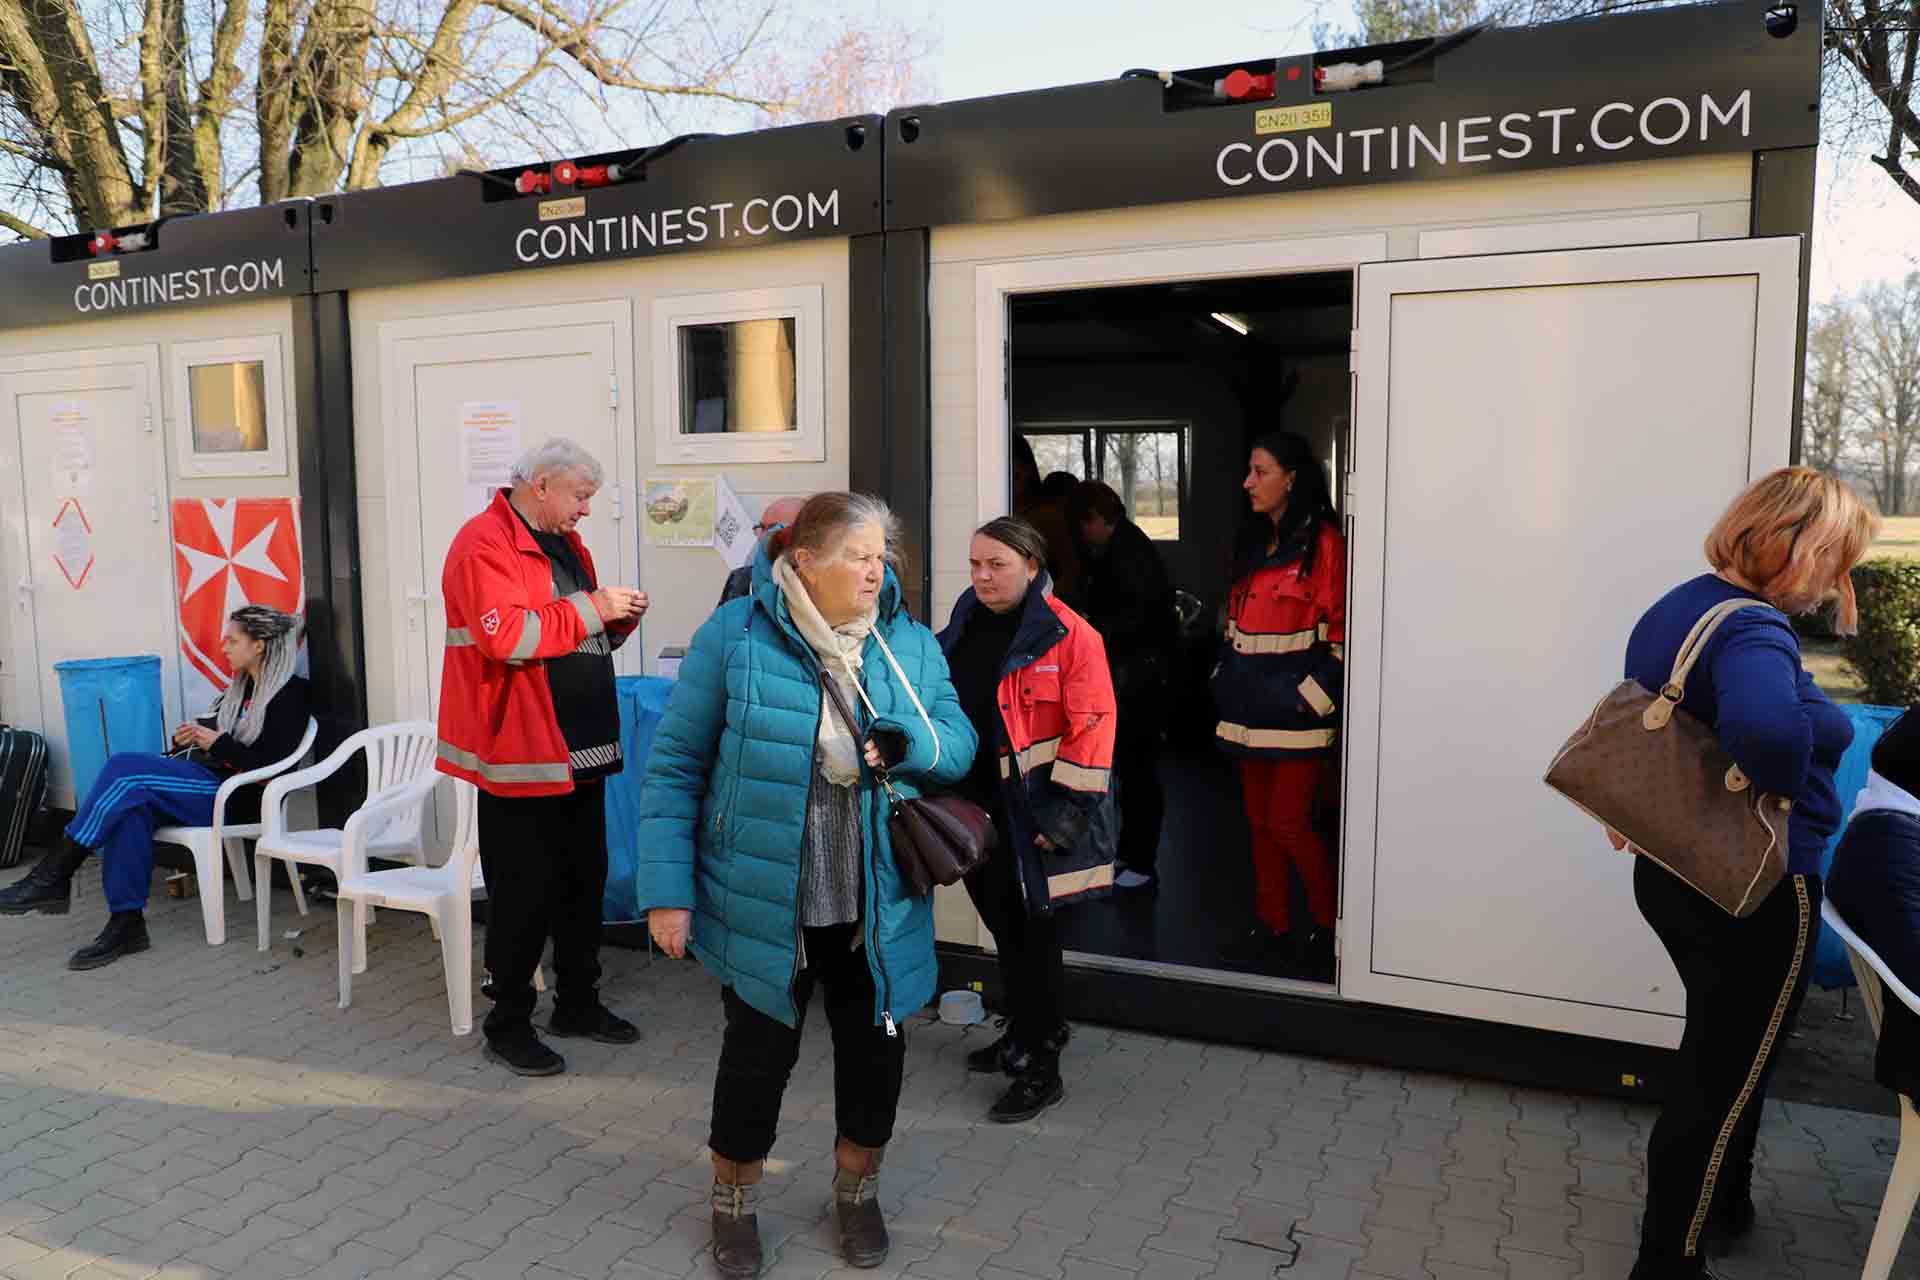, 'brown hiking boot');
832,1139,889,1268
710,1155,764,1279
